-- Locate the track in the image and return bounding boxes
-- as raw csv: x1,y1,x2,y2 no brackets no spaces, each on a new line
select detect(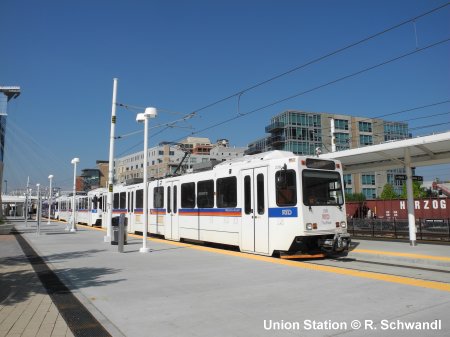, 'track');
301,257,450,284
